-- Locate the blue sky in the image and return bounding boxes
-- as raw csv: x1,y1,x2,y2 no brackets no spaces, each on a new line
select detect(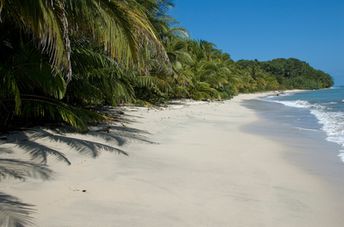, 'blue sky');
170,0,344,85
